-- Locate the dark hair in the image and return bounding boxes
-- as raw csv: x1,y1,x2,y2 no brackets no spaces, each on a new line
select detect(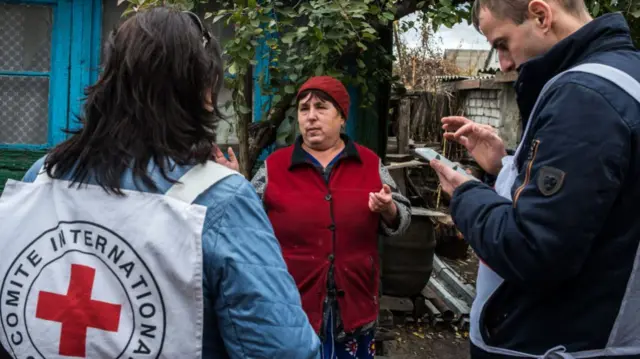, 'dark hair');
471,0,587,32
296,89,346,119
44,7,224,195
